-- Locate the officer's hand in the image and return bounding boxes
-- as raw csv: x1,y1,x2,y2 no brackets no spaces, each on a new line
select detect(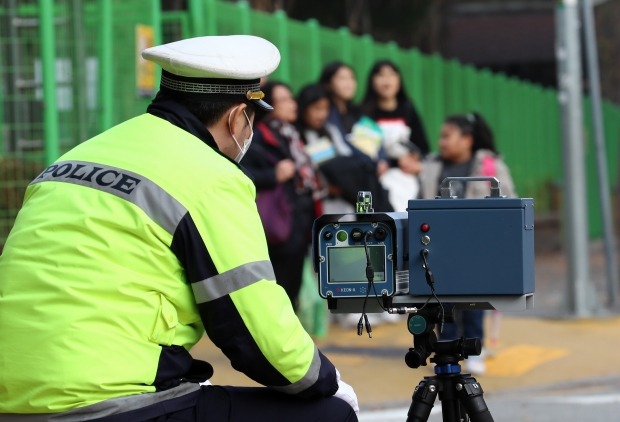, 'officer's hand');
275,159,296,183
334,369,359,414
